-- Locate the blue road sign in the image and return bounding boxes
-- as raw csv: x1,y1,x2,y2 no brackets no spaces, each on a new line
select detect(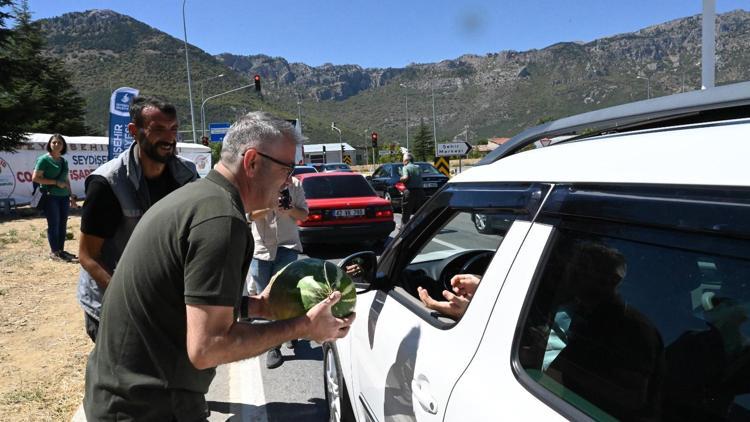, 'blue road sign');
209,122,231,142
